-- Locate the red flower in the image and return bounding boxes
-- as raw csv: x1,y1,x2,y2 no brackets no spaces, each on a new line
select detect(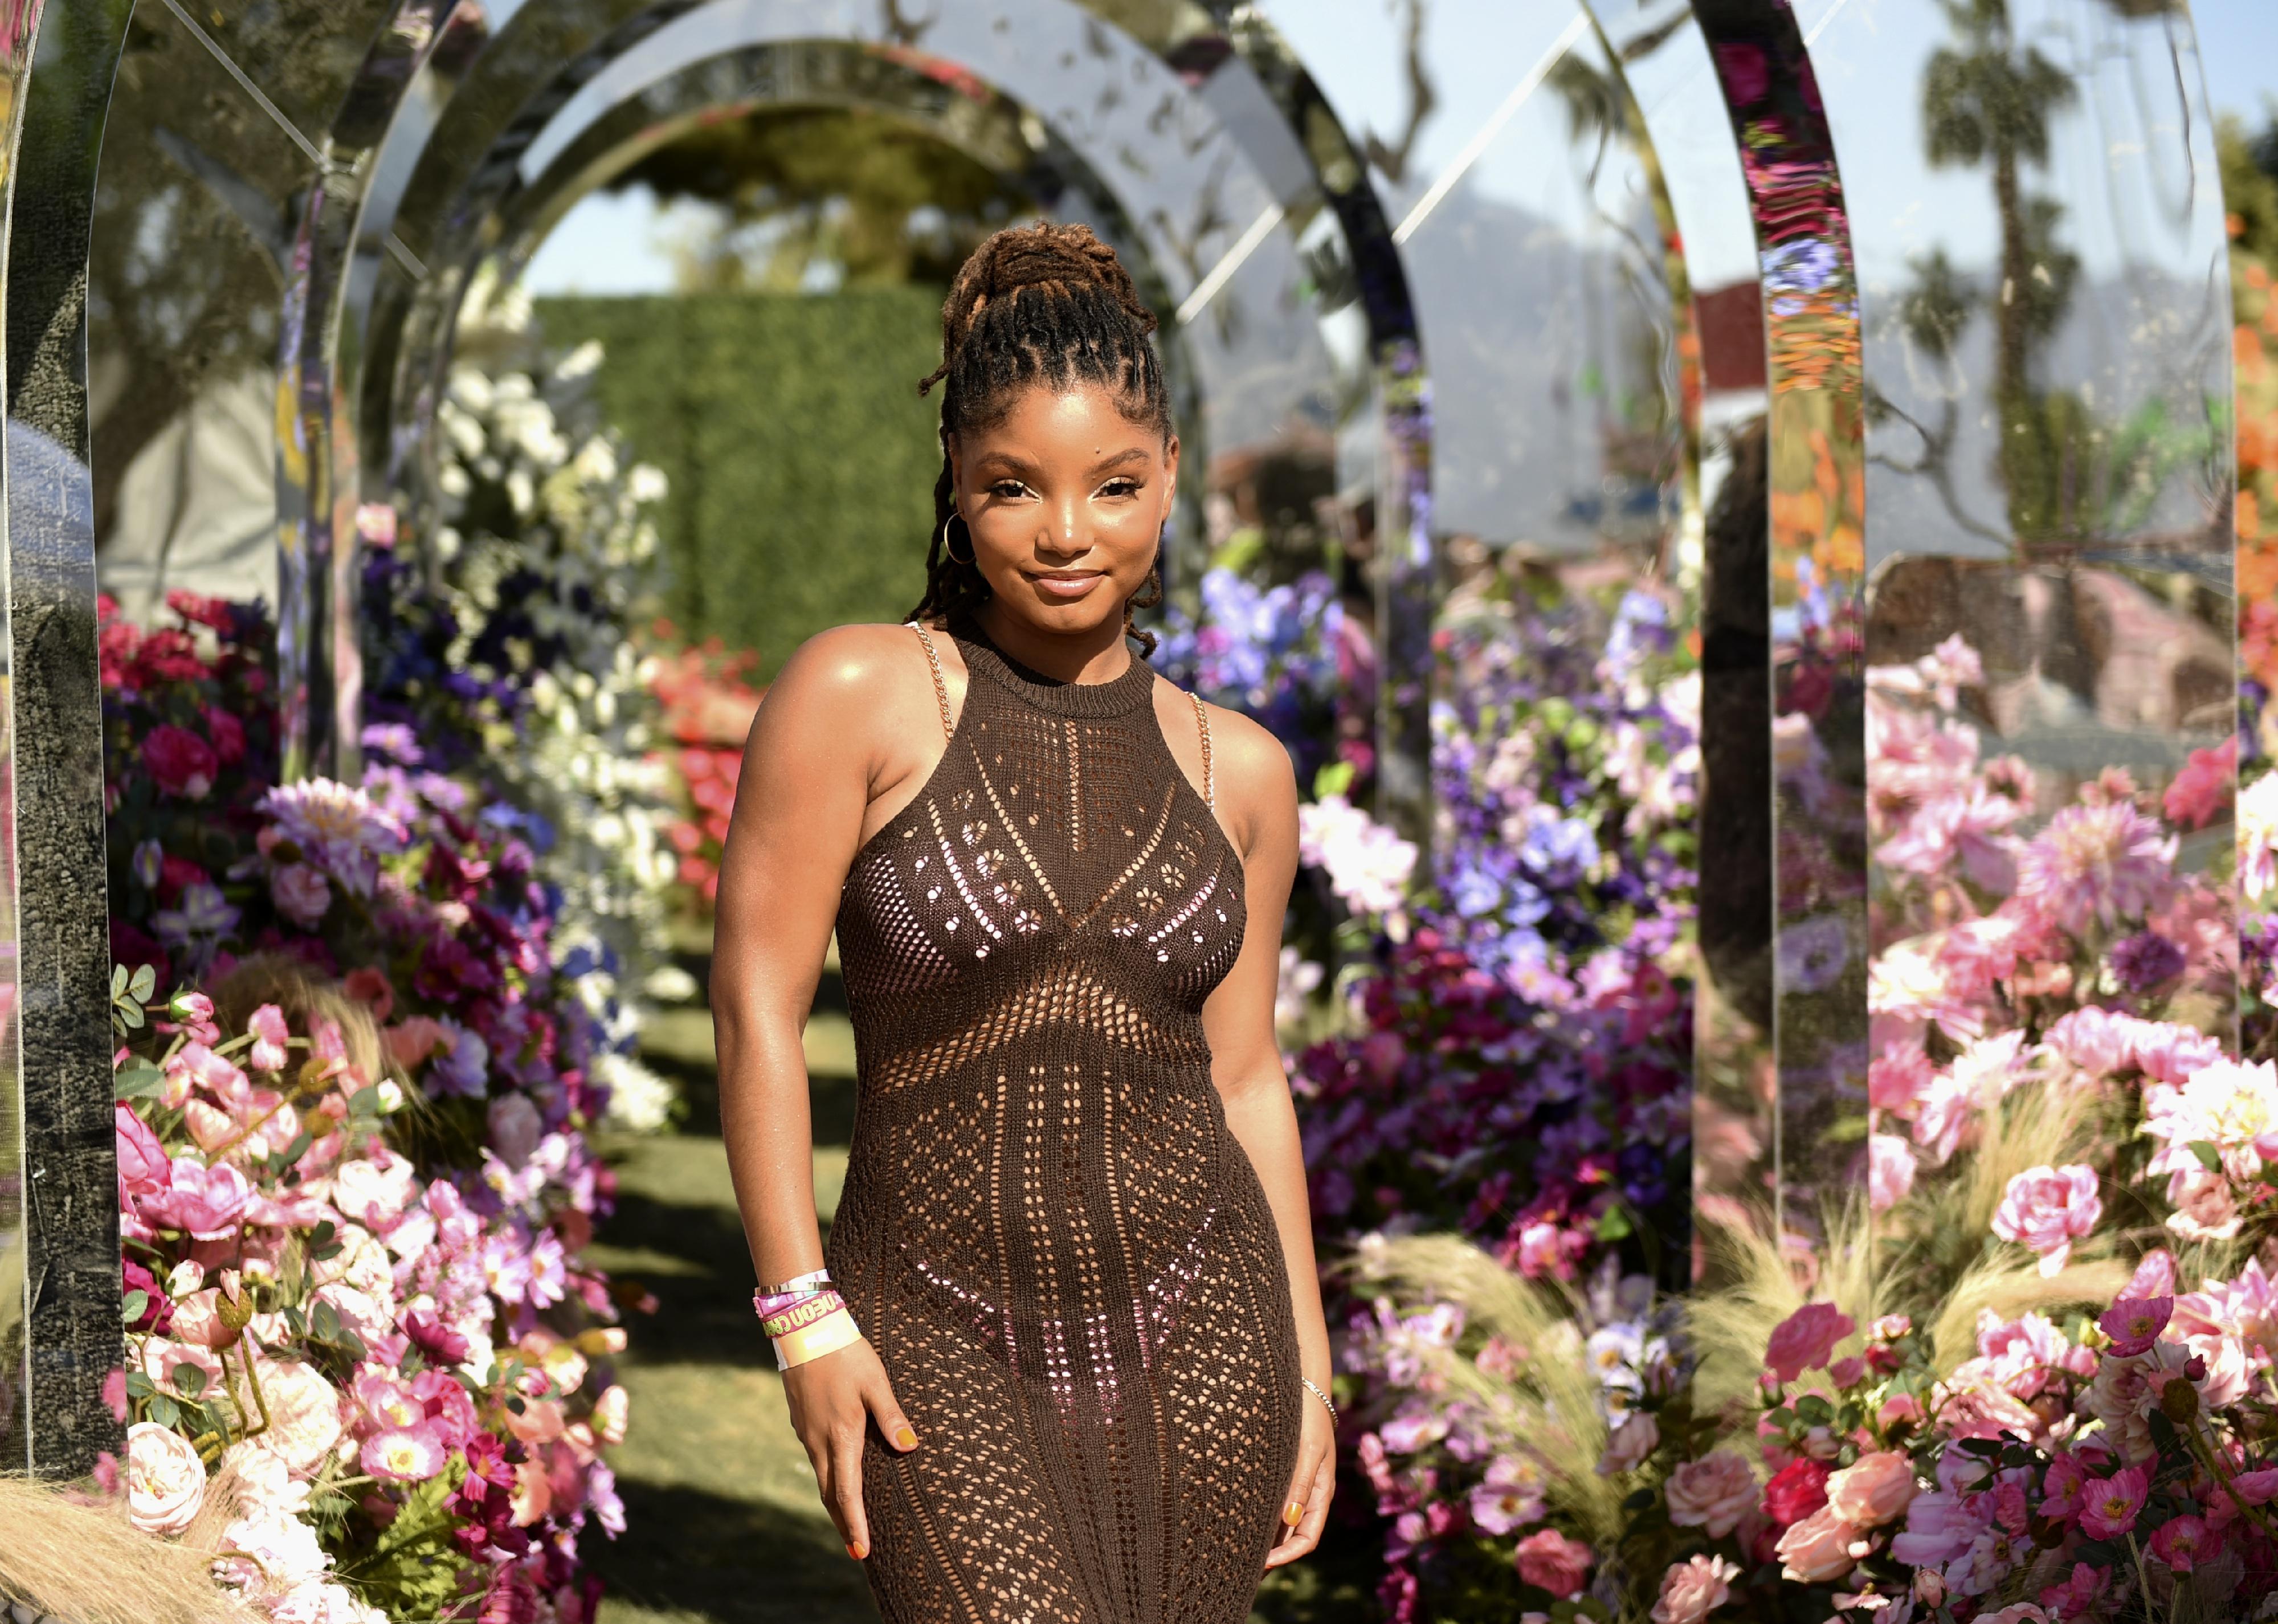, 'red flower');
156,853,208,903
205,705,247,766
165,589,236,632
1762,1458,1830,1526
2162,737,2236,831
142,724,218,799
344,966,396,1022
